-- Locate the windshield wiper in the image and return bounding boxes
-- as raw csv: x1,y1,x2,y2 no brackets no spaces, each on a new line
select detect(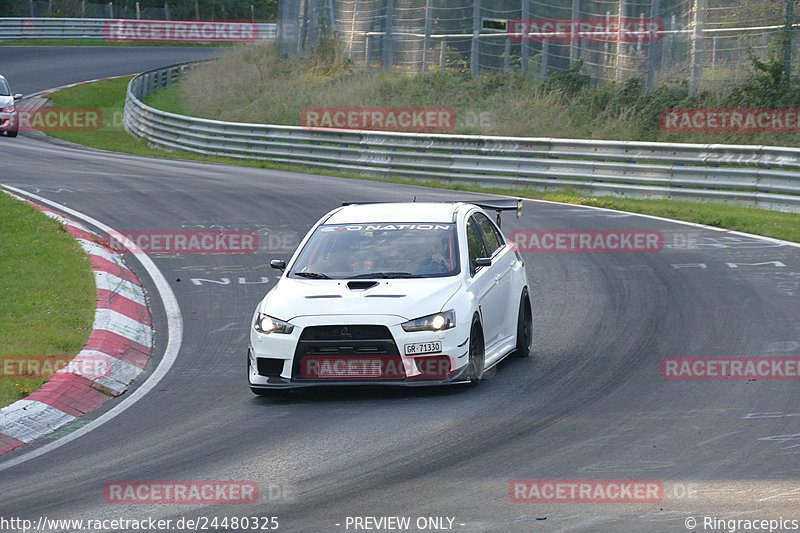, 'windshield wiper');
294,272,331,279
350,272,422,279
